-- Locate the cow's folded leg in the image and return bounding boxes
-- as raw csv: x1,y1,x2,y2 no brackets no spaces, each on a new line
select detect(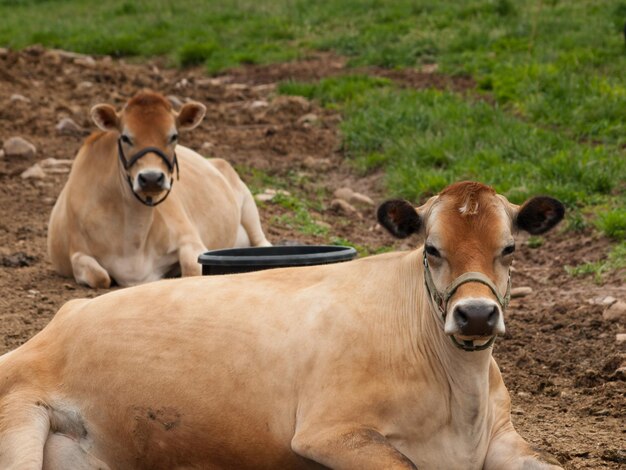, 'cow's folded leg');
240,187,271,247
291,426,417,470
70,252,111,289
484,422,563,470
178,244,202,277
